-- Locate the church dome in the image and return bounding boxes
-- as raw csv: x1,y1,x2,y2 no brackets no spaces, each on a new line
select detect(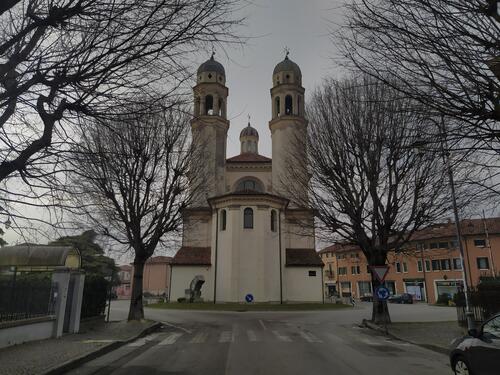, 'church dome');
273,55,301,78
240,123,259,139
197,54,225,76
